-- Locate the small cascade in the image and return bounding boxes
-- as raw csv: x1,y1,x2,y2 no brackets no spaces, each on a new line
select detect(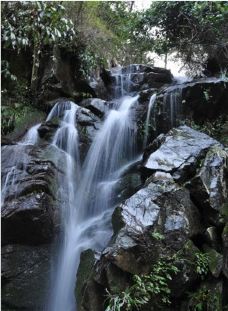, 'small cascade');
111,65,135,97
143,93,157,147
20,123,41,145
163,87,183,128
1,123,40,205
46,101,72,121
